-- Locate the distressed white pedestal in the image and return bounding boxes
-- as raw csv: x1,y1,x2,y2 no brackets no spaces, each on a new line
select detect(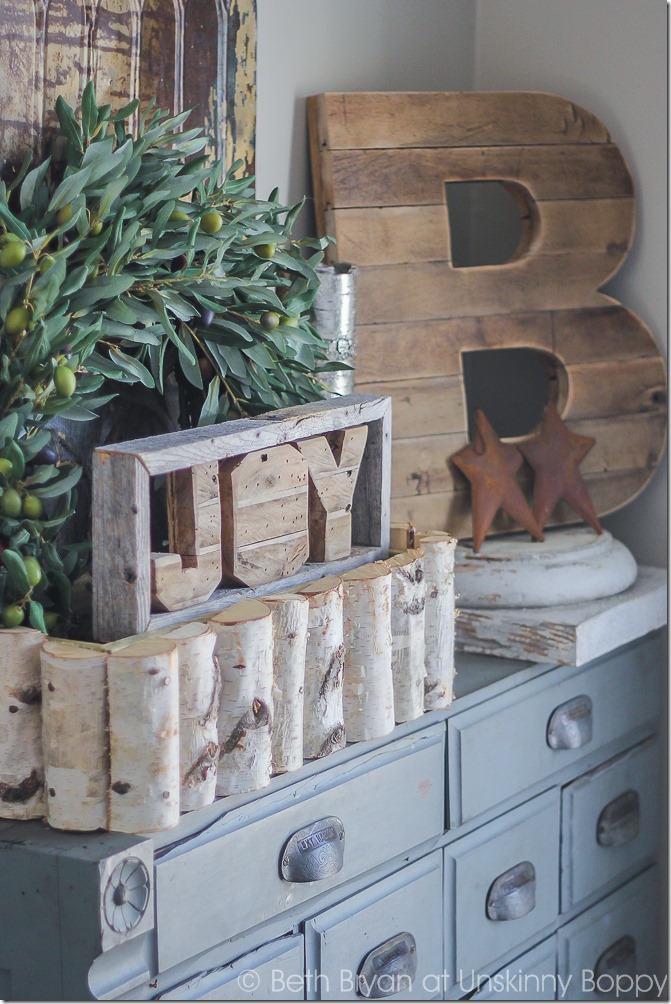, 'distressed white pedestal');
455,566,667,666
